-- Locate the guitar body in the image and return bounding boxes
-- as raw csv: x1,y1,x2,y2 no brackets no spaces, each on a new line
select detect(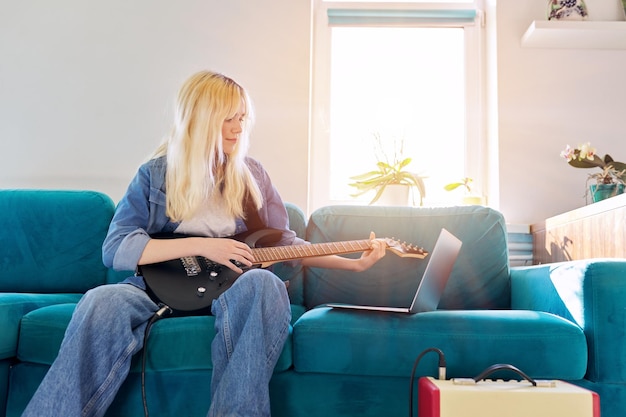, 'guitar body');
139,228,283,315
140,257,254,315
